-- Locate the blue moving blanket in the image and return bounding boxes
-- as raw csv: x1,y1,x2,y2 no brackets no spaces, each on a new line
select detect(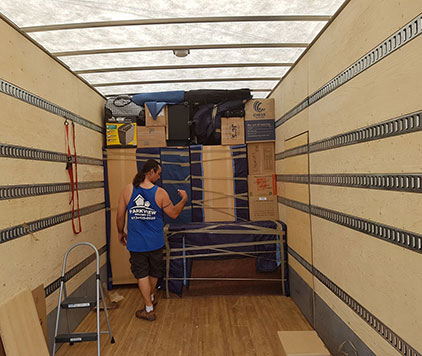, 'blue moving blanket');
132,91,185,119
160,147,192,224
